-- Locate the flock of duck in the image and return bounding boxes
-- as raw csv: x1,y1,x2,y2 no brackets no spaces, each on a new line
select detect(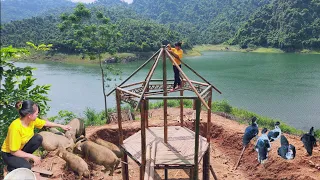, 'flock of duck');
243,117,317,164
